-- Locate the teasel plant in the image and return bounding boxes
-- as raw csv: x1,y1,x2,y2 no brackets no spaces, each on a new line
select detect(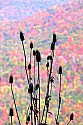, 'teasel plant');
9,32,74,125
